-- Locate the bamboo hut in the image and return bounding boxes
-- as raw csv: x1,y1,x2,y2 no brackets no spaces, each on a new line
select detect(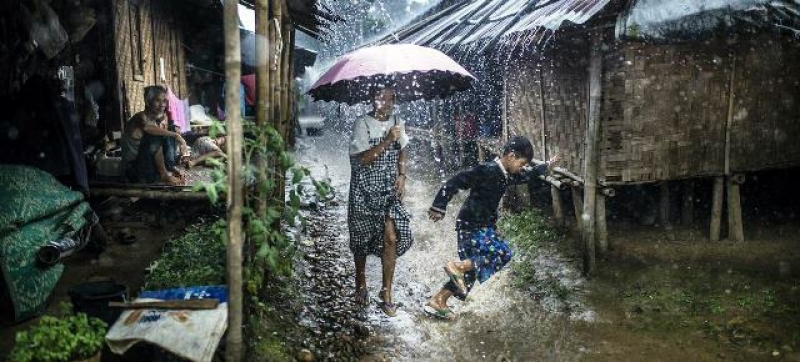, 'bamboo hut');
0,0,335,200
381,0,800,273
